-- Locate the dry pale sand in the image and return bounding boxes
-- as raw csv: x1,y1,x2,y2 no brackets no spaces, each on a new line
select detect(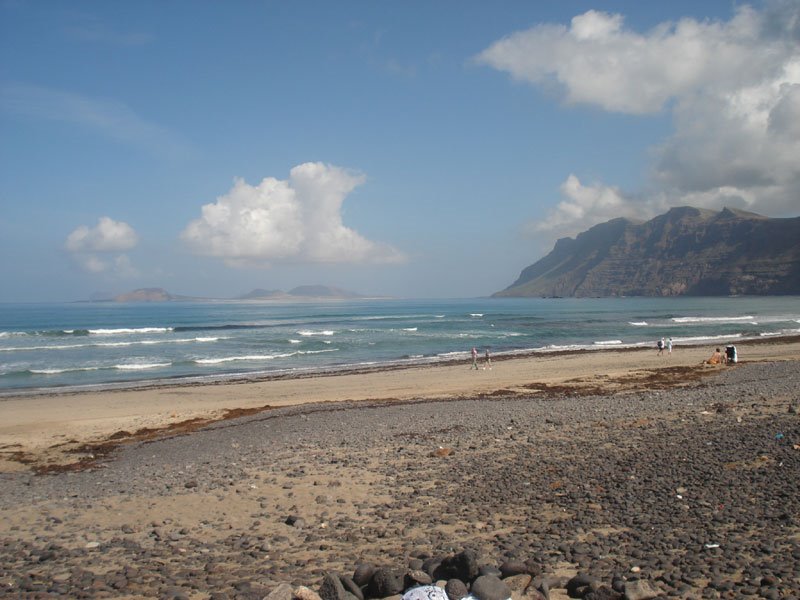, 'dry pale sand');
1,338,798,473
